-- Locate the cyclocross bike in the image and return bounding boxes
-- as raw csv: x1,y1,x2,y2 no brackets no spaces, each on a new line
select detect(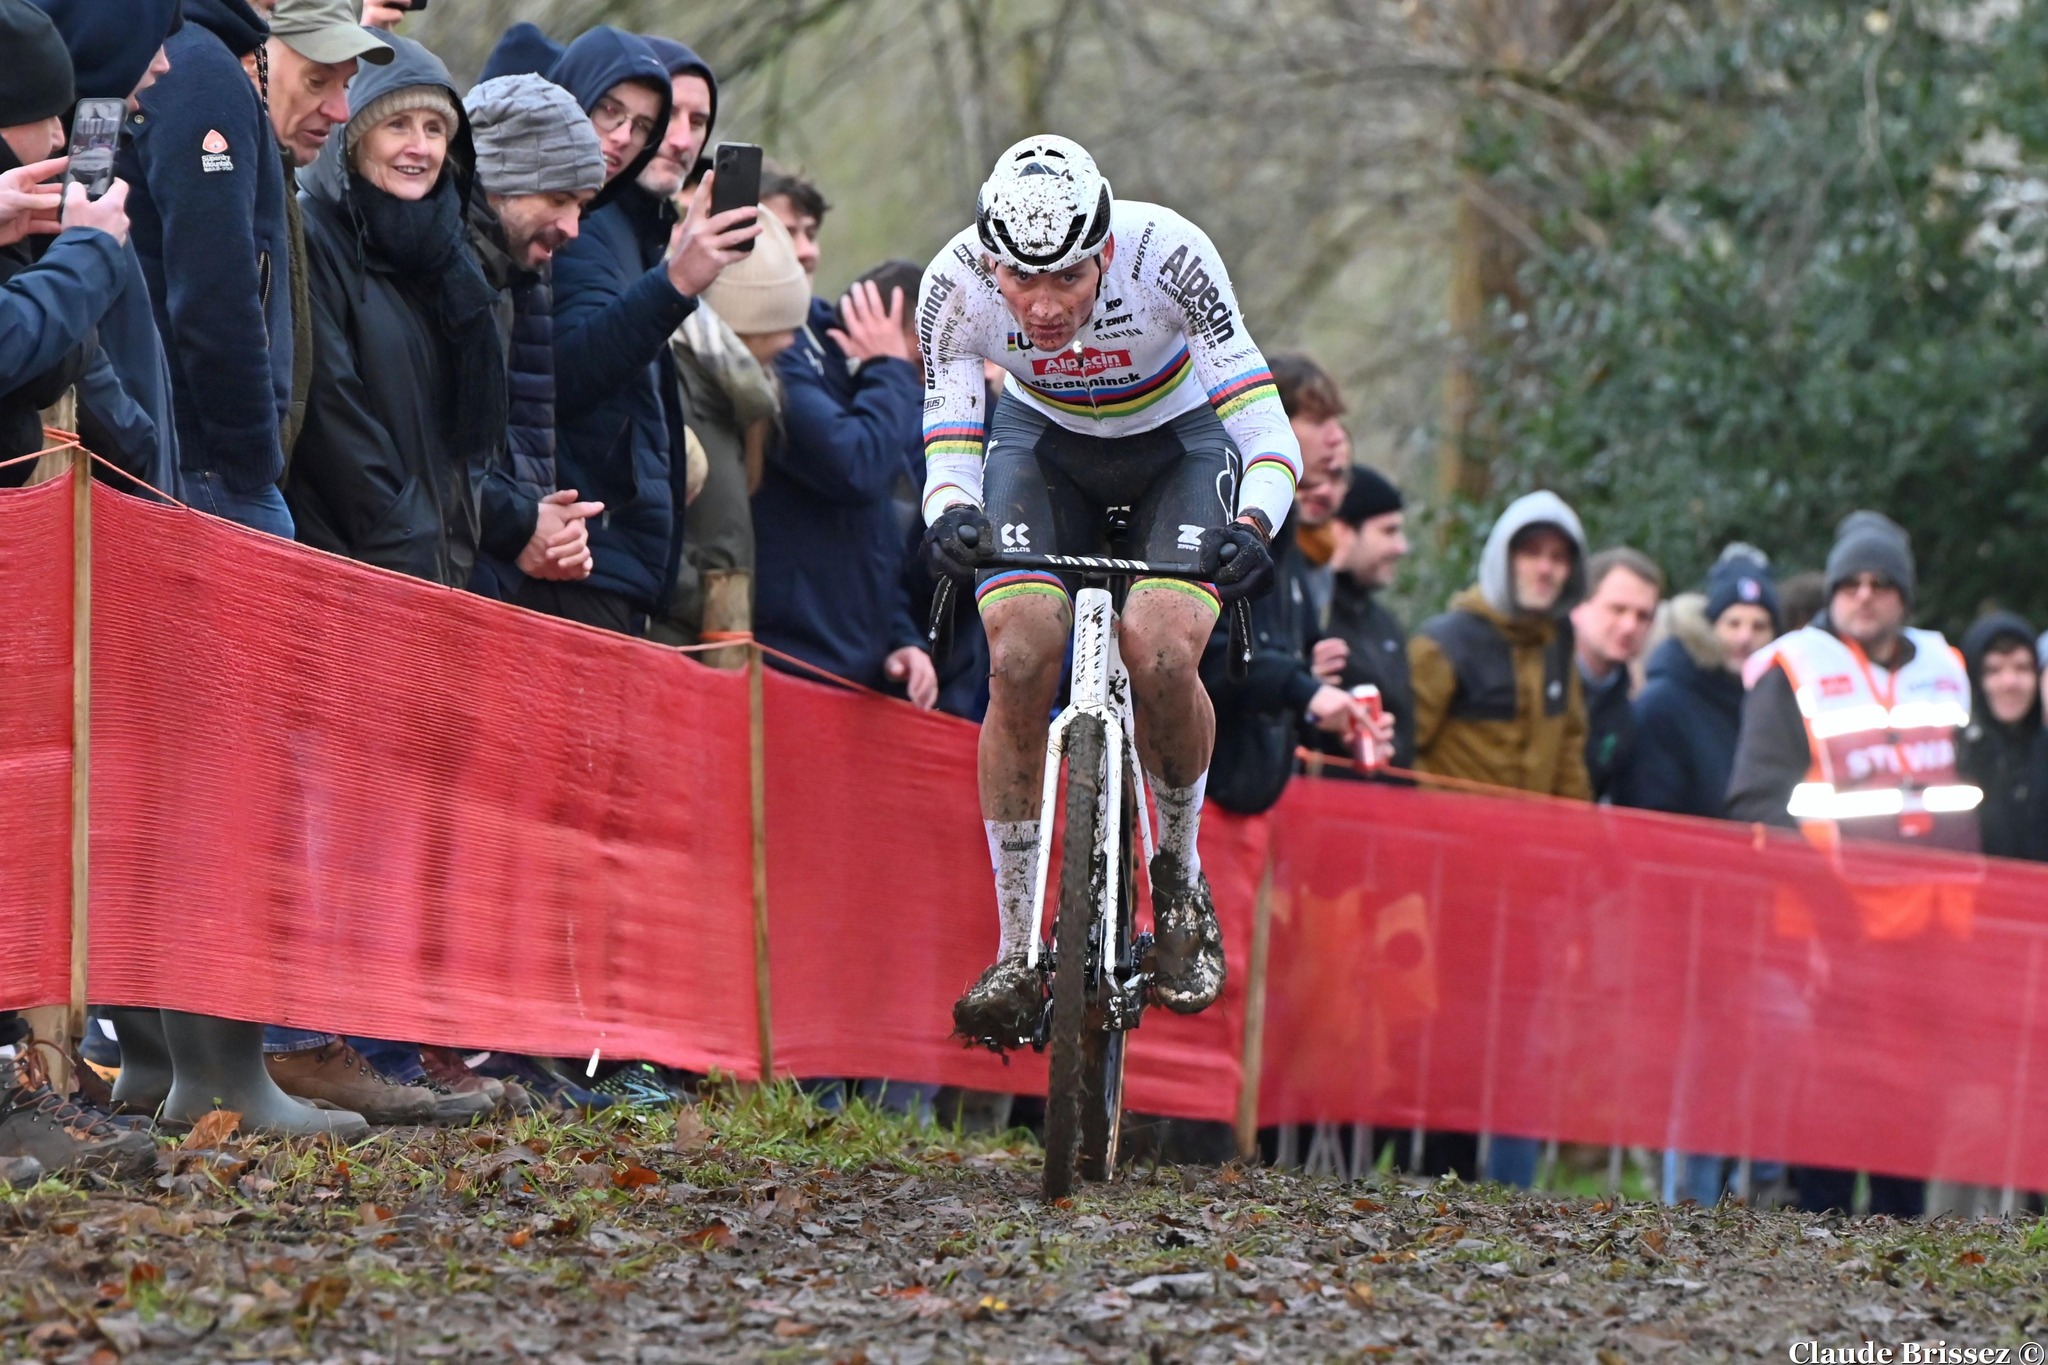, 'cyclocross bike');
931,521,1250,1200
